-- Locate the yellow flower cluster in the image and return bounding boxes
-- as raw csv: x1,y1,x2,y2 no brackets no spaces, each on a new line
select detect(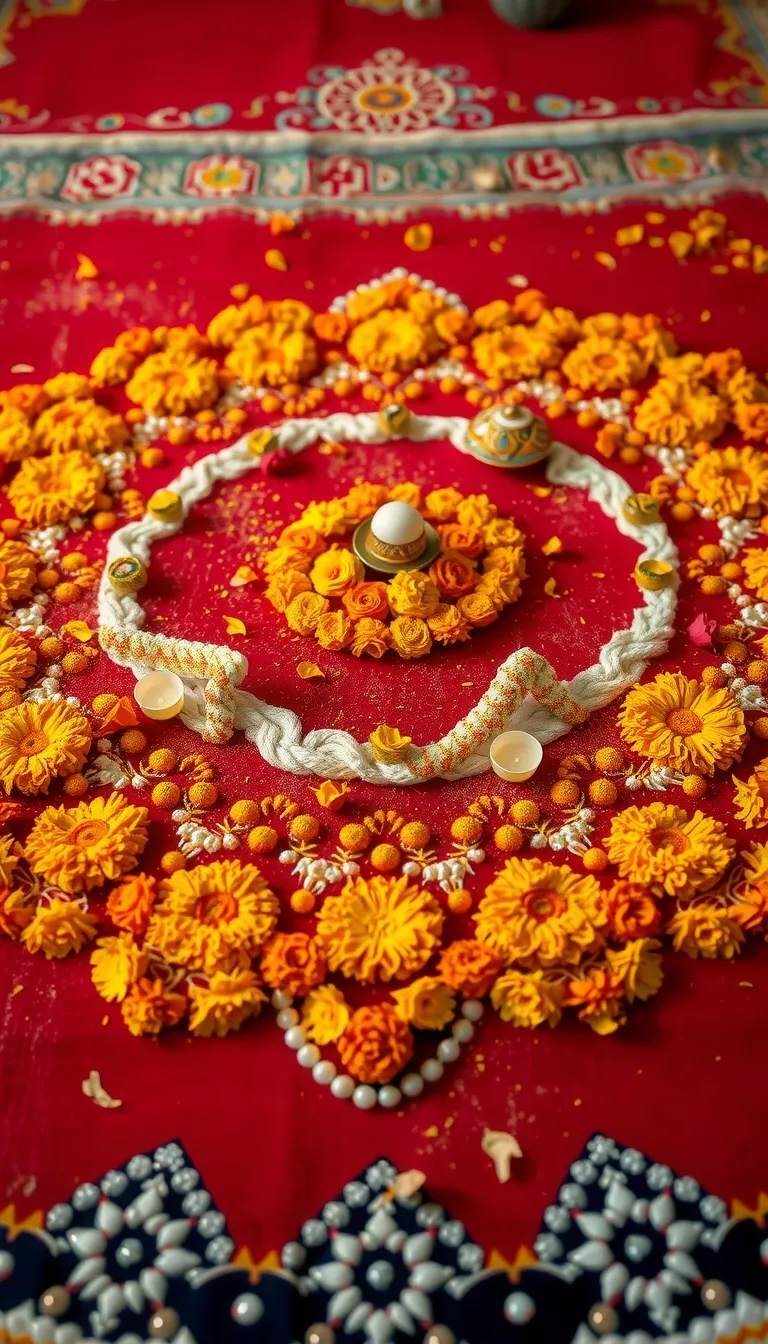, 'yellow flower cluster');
262,482,526,660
